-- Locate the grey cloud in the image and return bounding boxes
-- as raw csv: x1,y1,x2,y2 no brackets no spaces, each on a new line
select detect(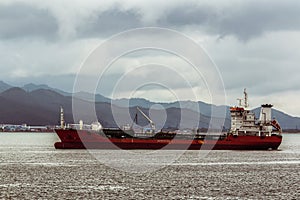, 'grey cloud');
214,1,300,40
216,56,300,96
77,1,300,41
74,0,300,40
157,1,300,40
77,8,142,38
0,3,58,39
158,4,215,27
97,65,197,97
1,1,300,41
